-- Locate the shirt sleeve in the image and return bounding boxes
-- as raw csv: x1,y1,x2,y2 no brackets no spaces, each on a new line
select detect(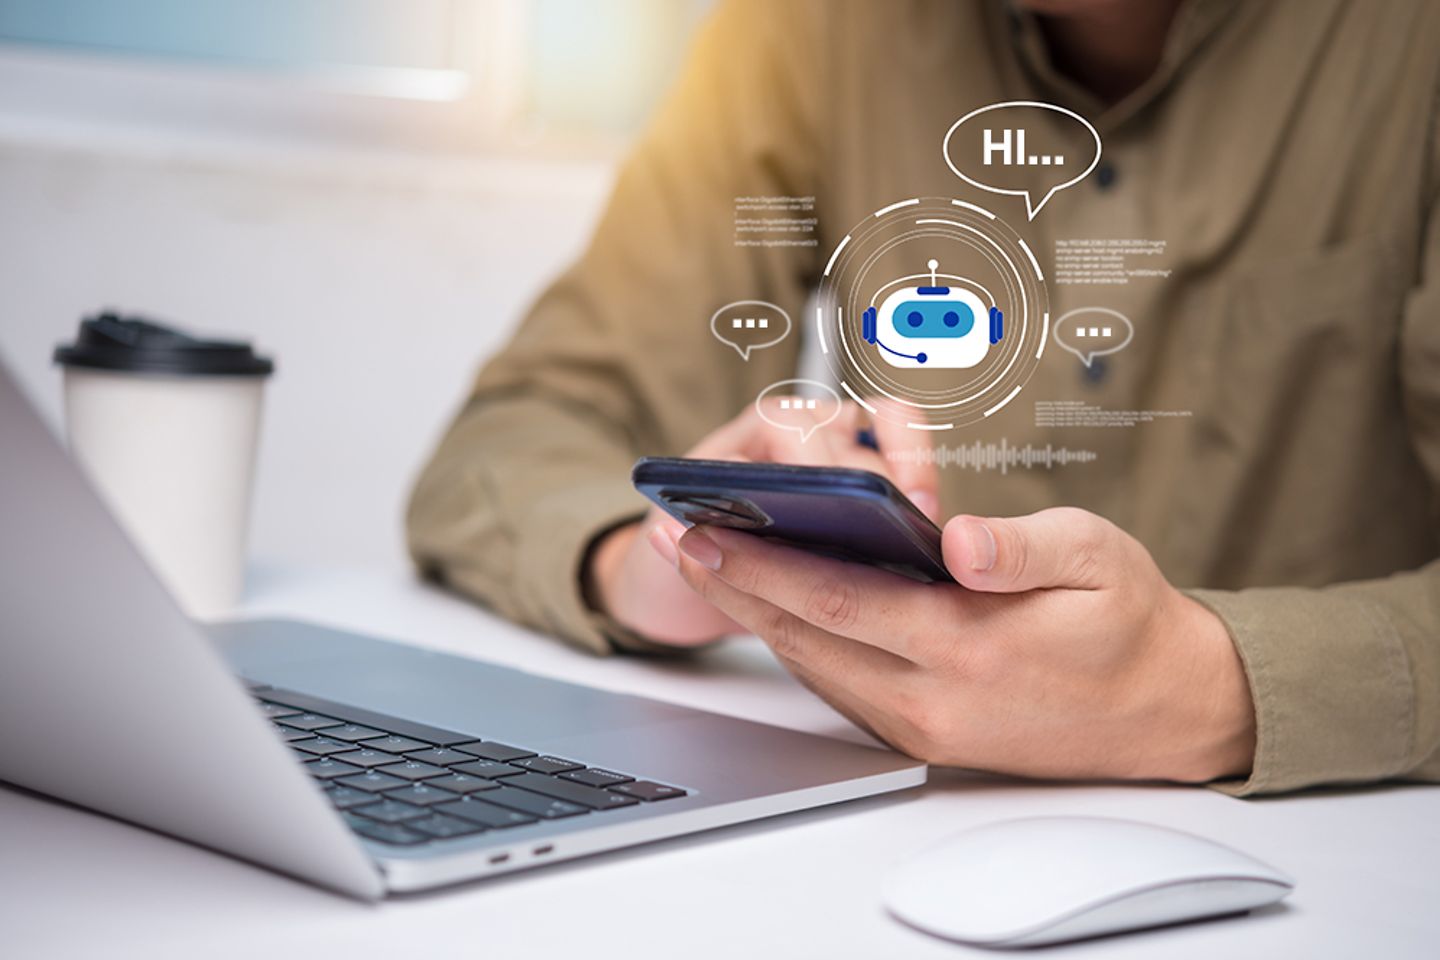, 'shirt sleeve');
406,0,823,654
1188,97,1440,795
